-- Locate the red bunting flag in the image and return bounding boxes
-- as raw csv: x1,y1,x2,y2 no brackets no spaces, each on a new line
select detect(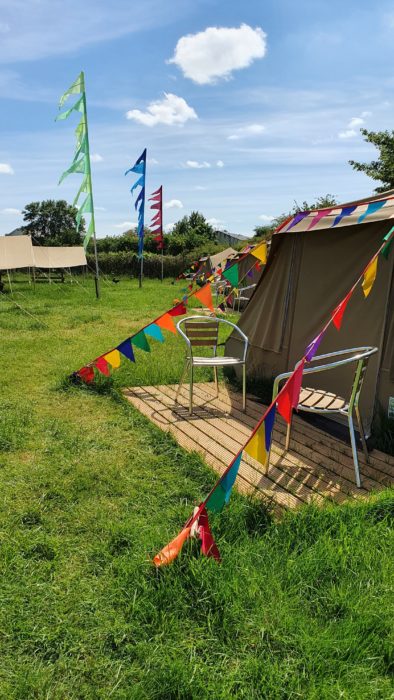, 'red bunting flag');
78,365,94,383
332,290,353,330
277,359,305,423
168,303,187,317
95,356,110,376
194,283,215,312
197,507,221,561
